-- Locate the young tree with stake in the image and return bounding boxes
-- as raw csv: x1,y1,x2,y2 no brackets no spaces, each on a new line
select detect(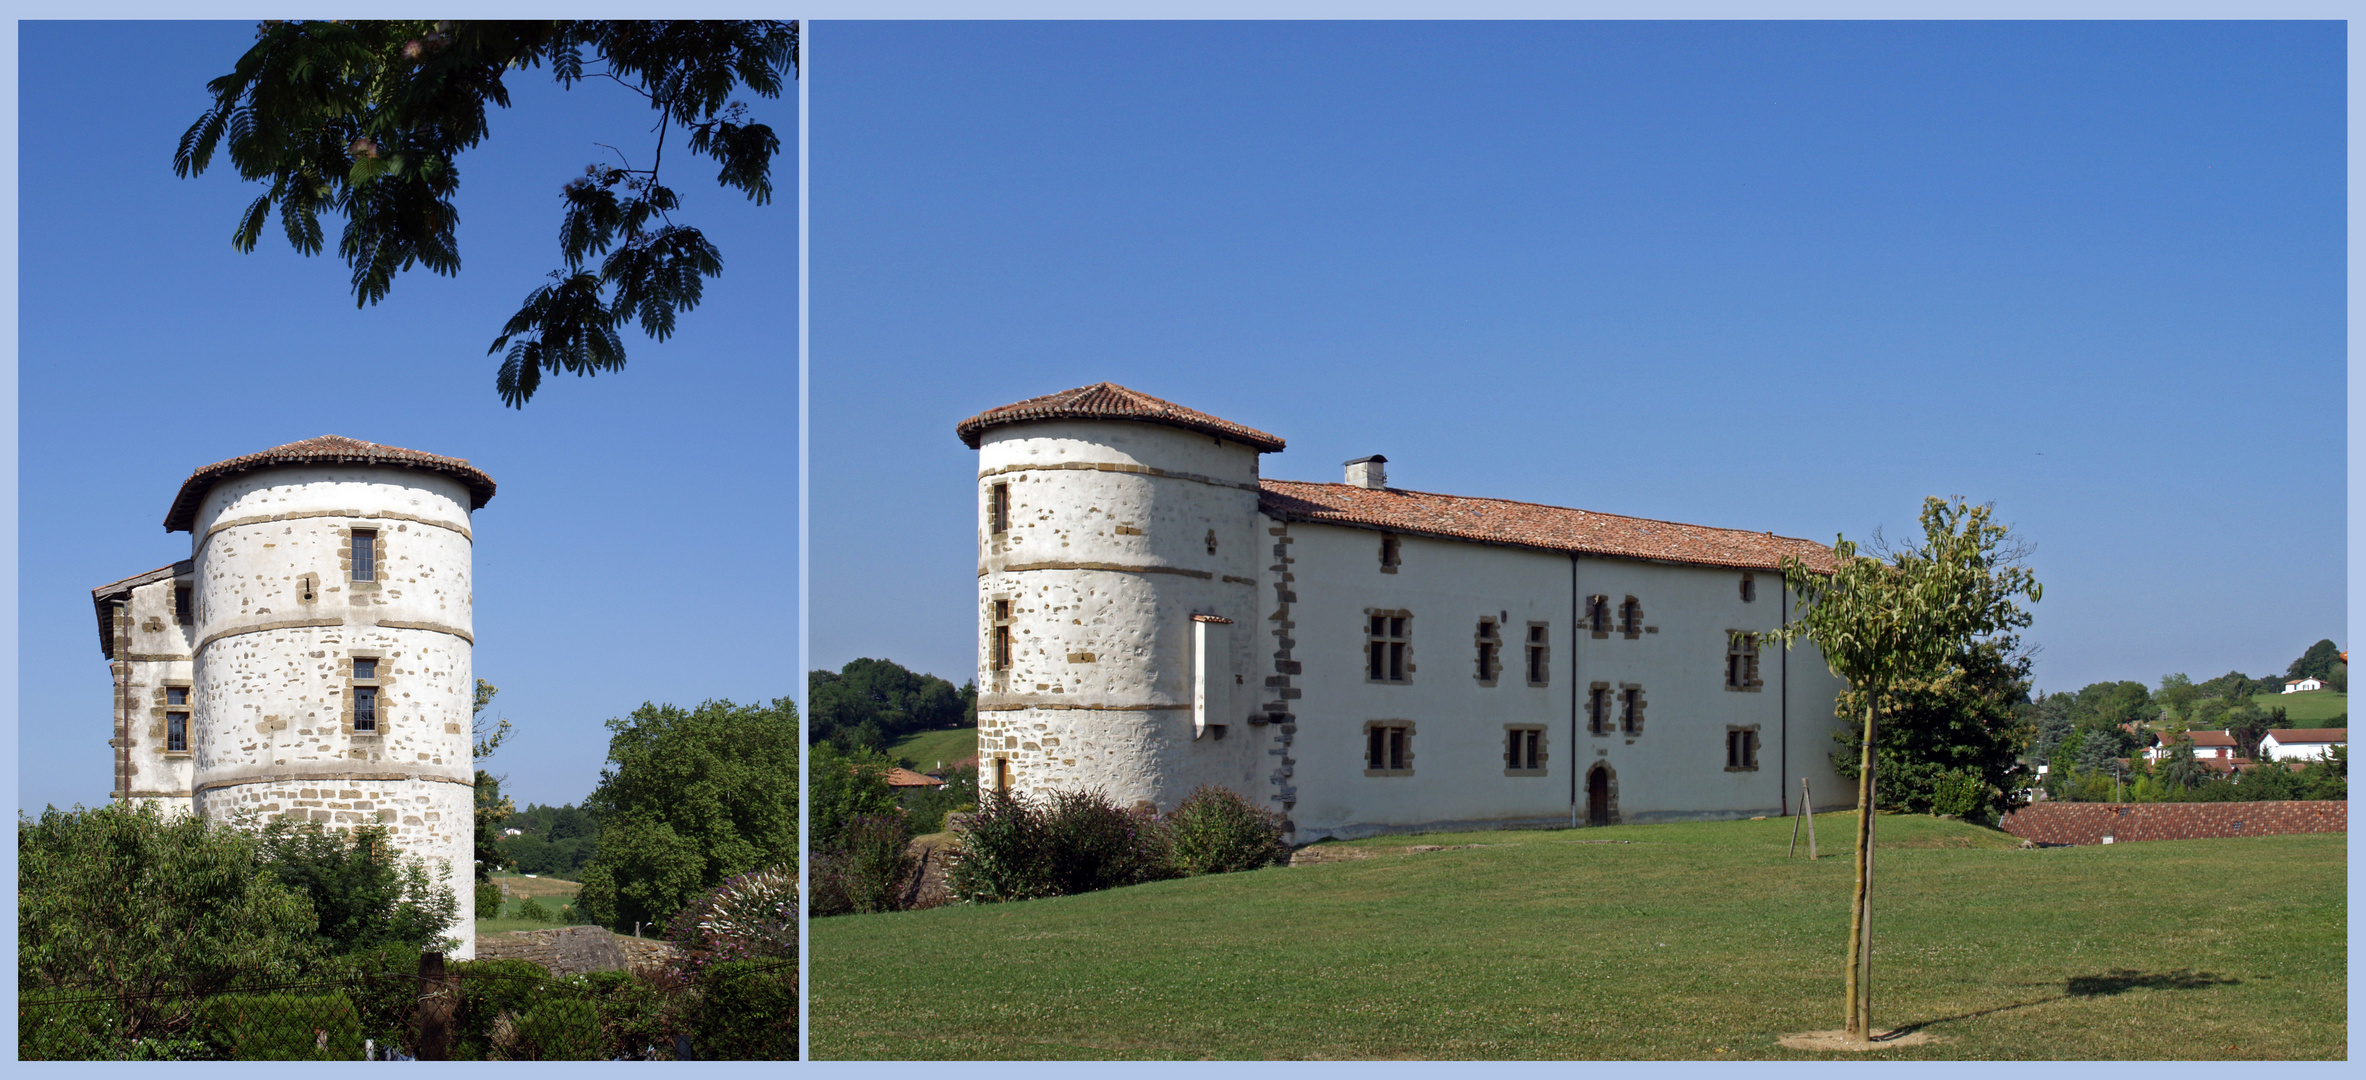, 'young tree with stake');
1770,496,2041,1044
